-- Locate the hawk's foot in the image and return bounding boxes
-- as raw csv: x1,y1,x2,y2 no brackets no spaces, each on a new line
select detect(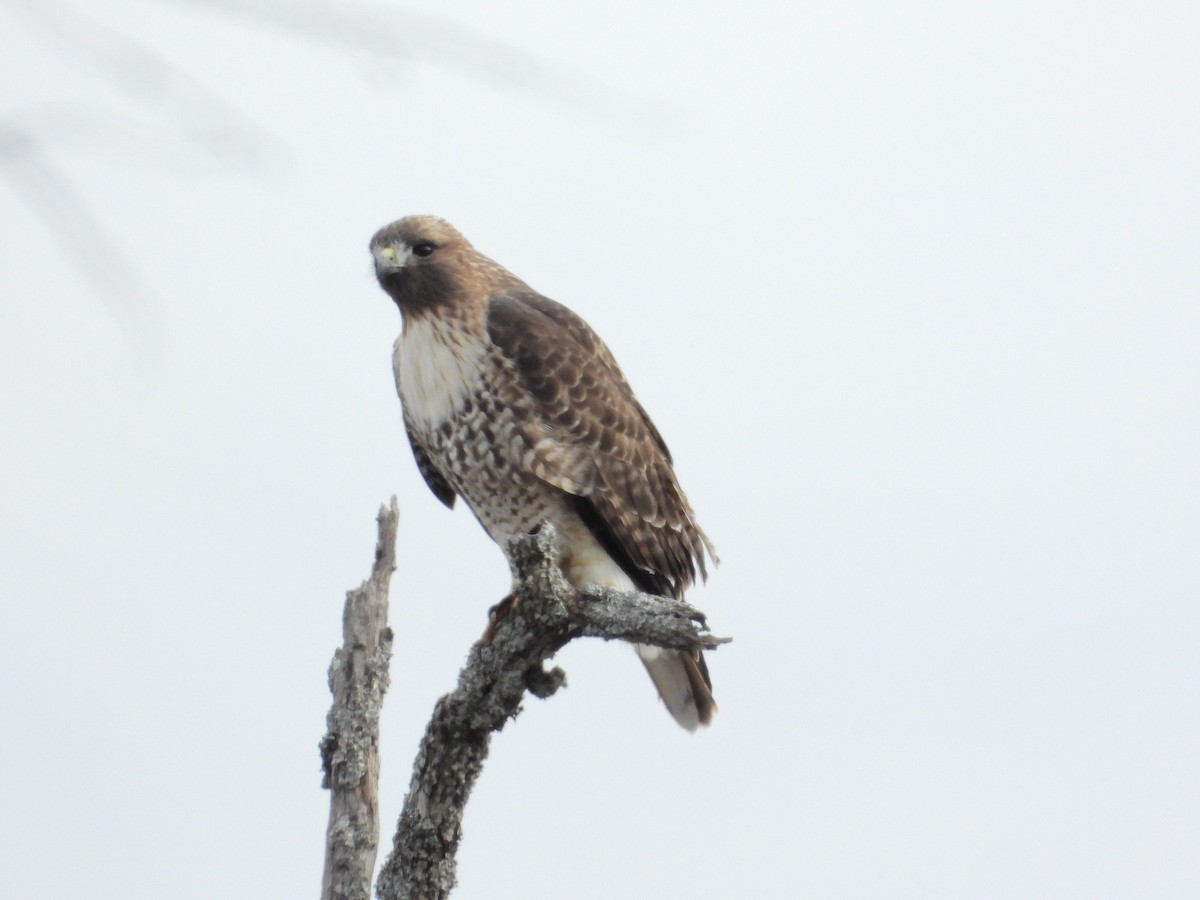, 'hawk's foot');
482,593,517,645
